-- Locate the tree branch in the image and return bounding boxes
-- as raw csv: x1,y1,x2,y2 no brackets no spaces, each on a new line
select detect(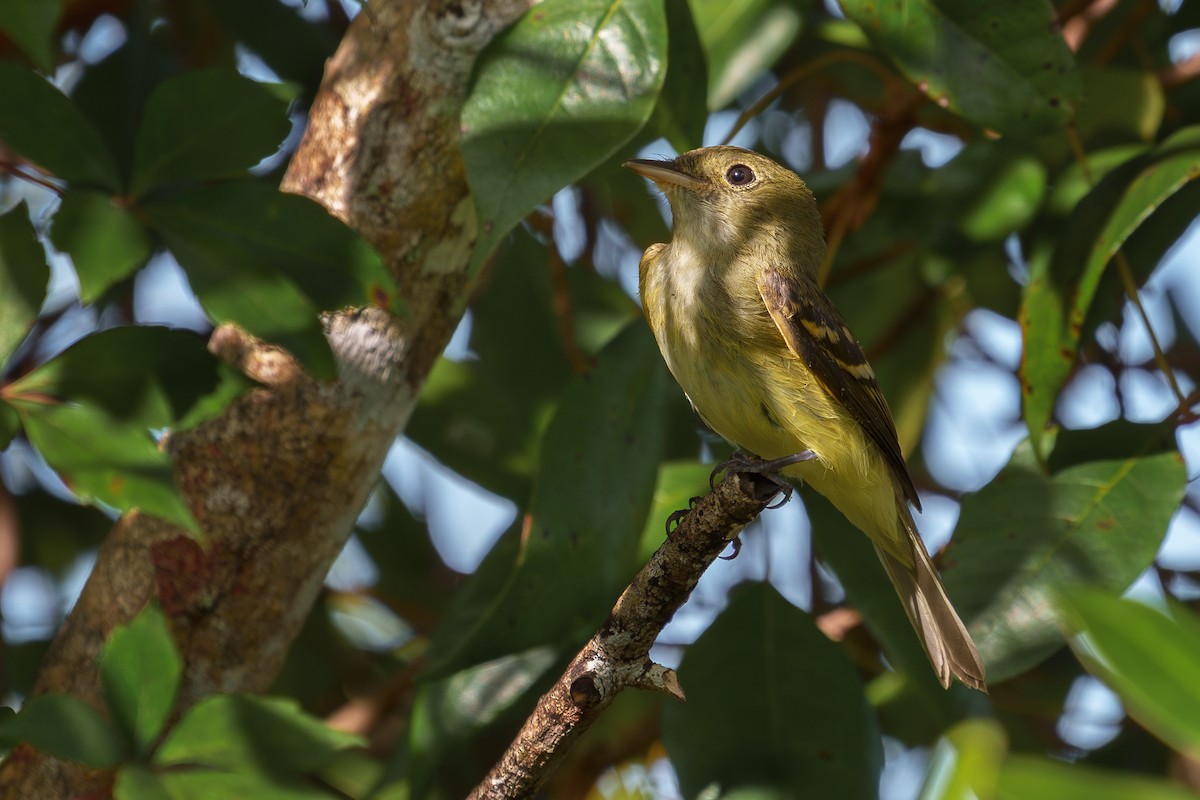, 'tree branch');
468,469,783,798
0,1,531,795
